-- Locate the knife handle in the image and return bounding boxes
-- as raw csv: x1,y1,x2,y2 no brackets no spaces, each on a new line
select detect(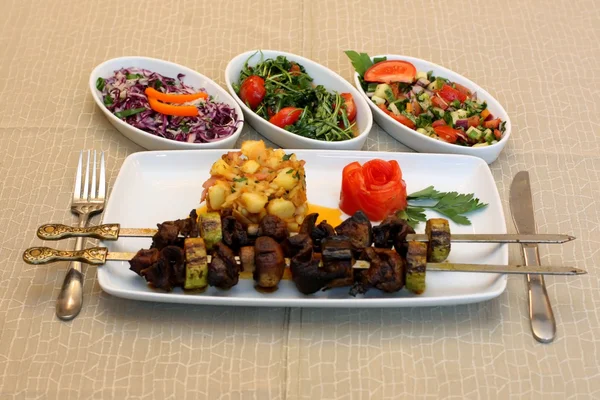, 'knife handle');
37,223,120,240
522,244,557,343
